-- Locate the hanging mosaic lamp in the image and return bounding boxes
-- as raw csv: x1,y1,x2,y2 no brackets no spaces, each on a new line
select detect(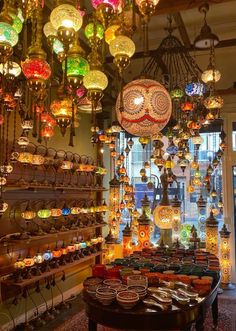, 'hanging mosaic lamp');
116,79,172,137
50,96,73,136
0,21,18,62
109,35,135,73
85,22,104,44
